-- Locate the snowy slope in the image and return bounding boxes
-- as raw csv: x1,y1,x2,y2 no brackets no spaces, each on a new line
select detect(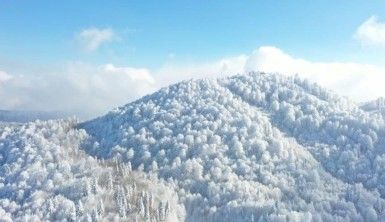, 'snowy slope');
0,119,185,221
80,72,385,221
